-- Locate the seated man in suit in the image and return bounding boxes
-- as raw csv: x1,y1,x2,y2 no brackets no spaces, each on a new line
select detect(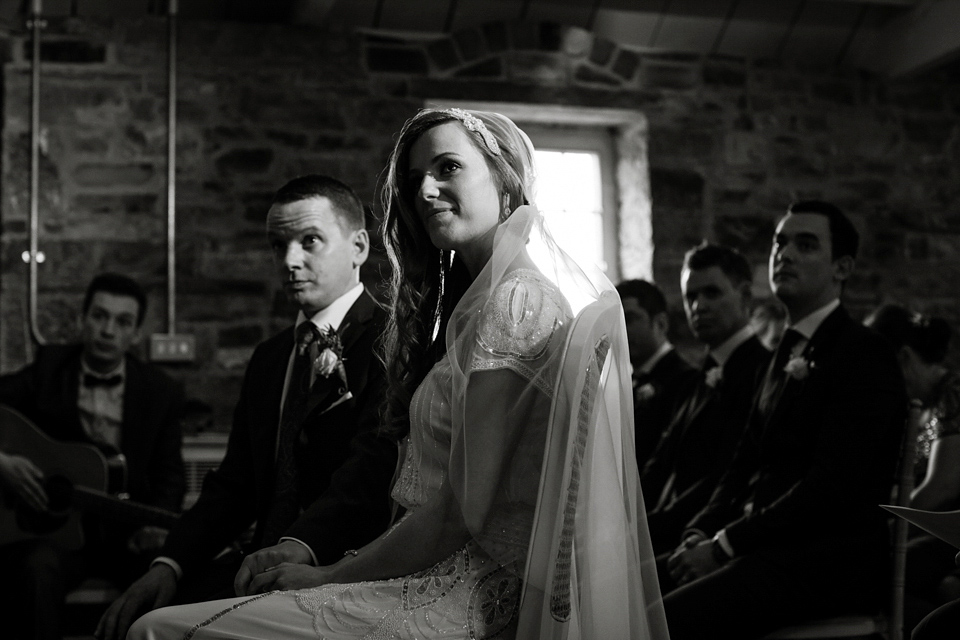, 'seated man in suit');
661,200,908,639
0,272,186,640
96,175,397,640
642,243,770,555
616,279,697,469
